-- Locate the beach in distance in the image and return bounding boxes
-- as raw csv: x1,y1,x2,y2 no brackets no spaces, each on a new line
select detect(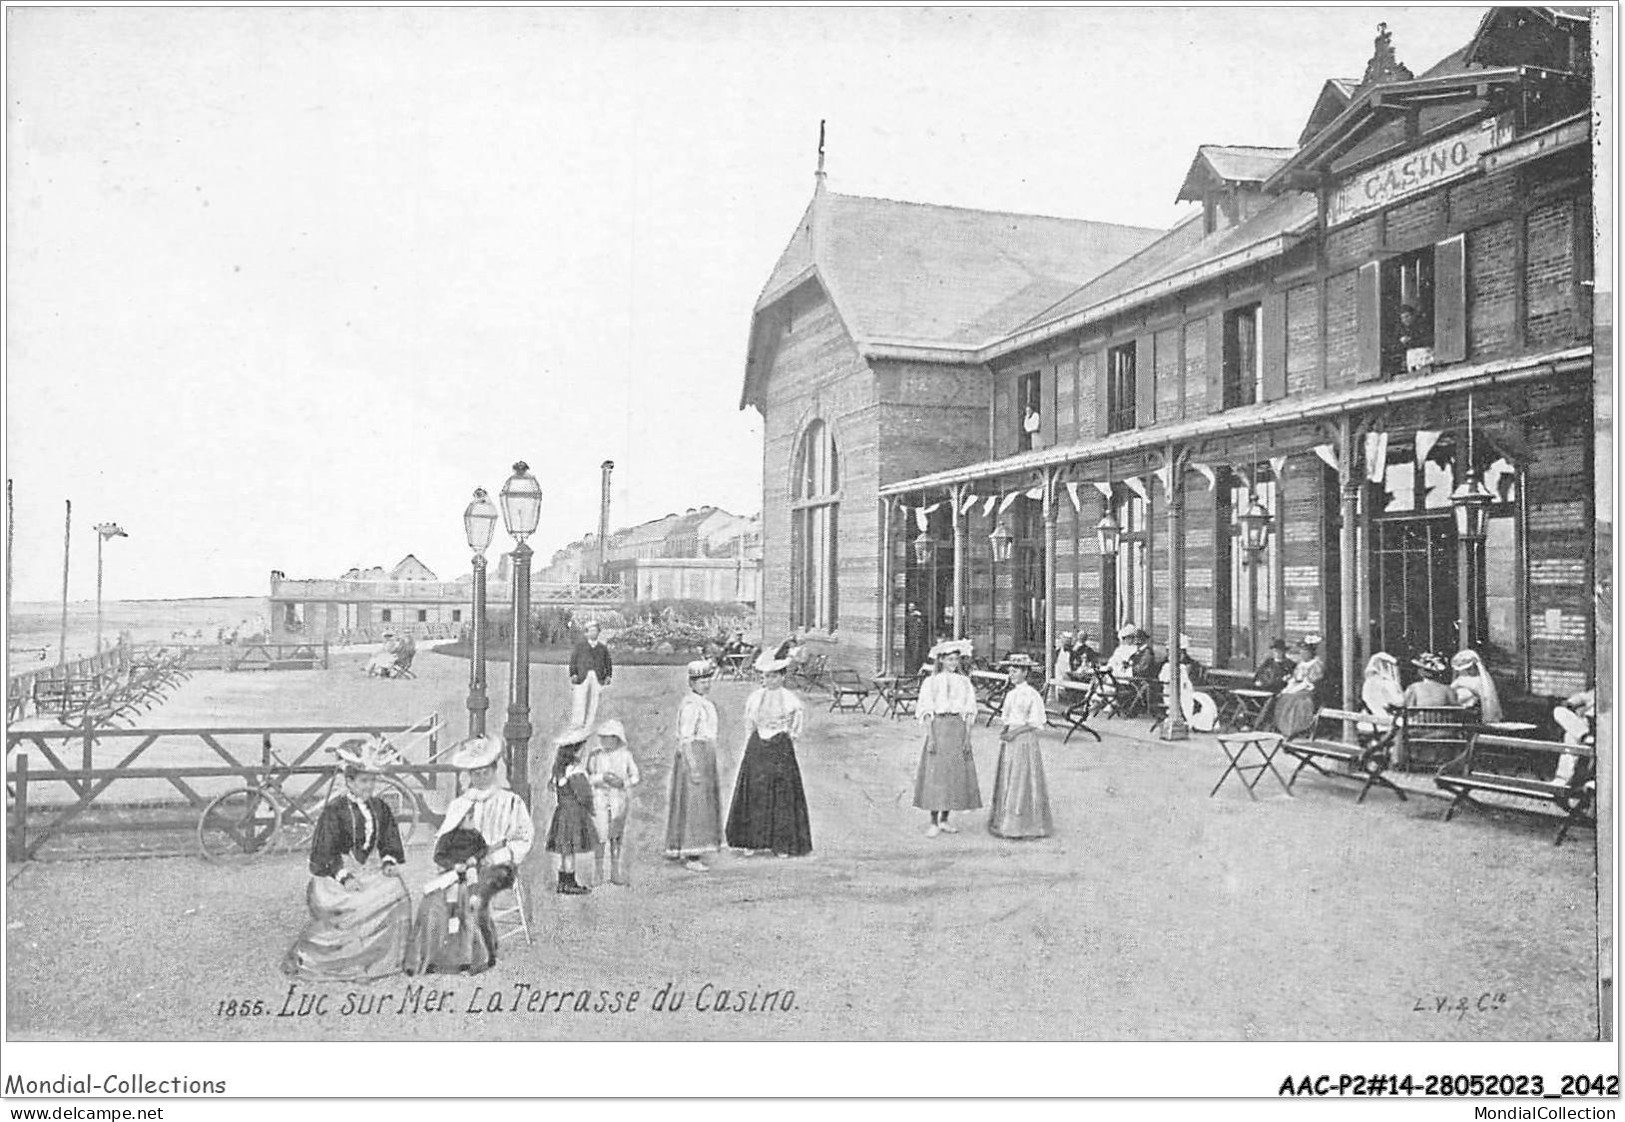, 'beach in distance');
6,596,267,665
